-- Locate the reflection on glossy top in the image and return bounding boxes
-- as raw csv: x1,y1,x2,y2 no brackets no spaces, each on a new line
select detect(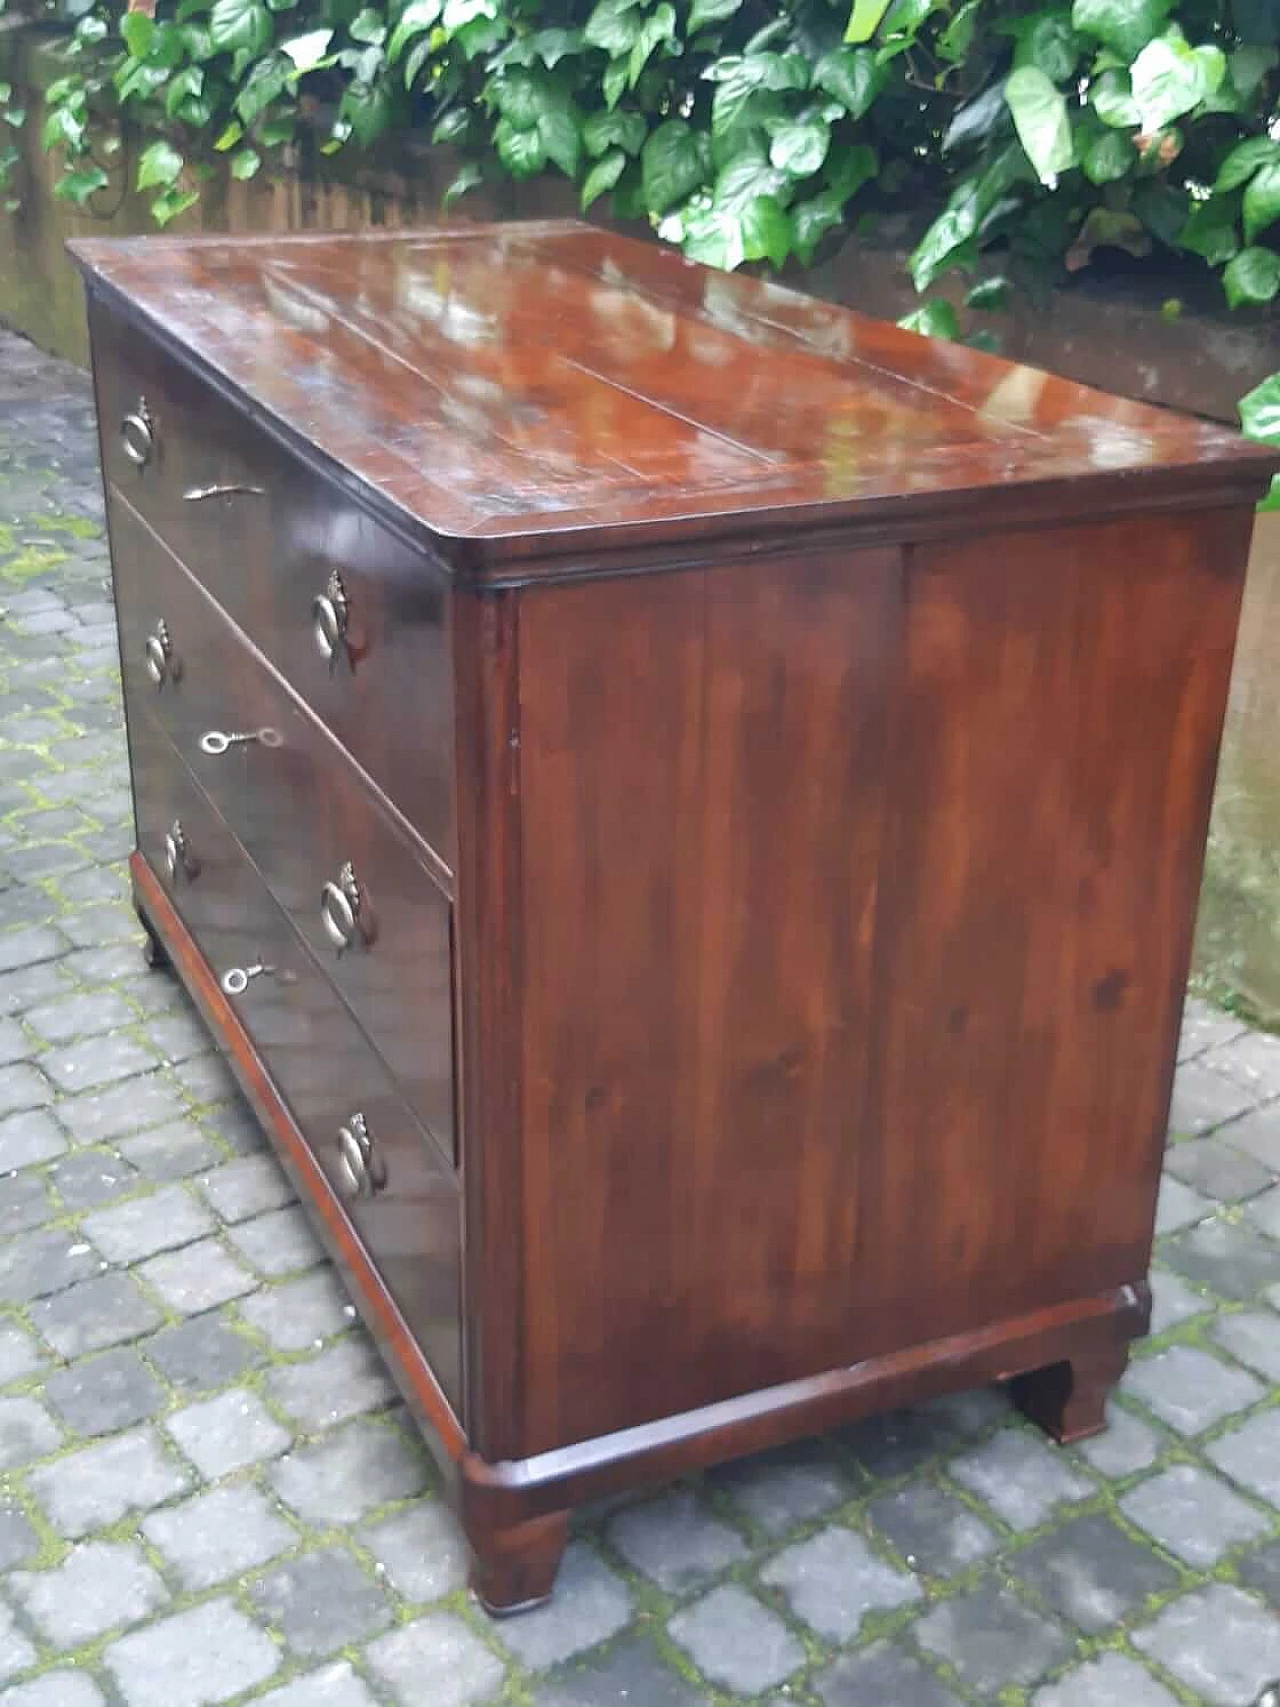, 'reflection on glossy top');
71,220,1278,573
